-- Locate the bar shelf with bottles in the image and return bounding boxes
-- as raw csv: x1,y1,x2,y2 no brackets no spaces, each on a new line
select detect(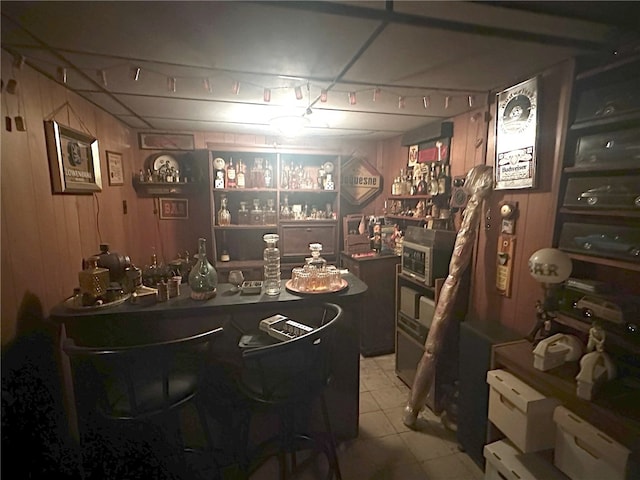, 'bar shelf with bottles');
386,161,452,229
208,148,341,273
